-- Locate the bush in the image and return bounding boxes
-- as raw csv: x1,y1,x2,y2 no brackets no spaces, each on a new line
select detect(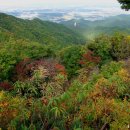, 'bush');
87,35,112,65
14,58,66,81
0,81,13,91
0,91,30,129
100,61,123,78
13,59,67,98
0,49,17,80
111,33,130,60
60,45,83,78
